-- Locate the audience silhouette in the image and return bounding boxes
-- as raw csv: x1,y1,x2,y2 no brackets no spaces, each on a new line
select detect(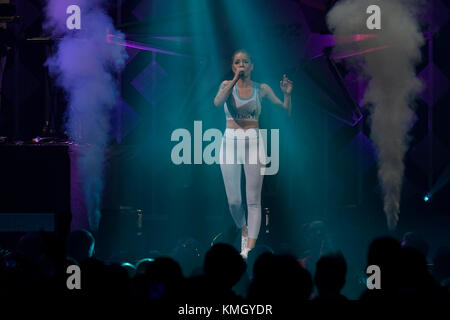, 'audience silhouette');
0,229,448,307
313,252,348,301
